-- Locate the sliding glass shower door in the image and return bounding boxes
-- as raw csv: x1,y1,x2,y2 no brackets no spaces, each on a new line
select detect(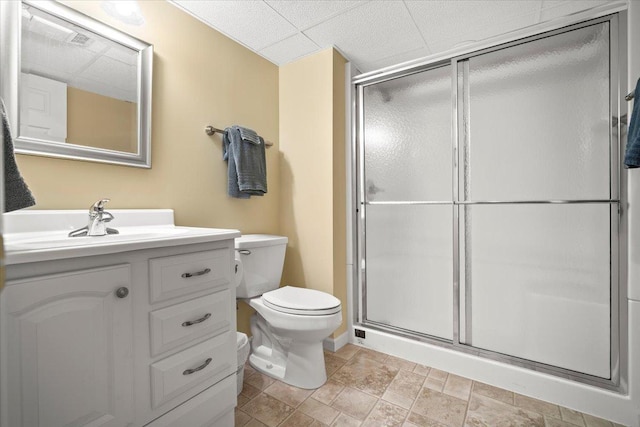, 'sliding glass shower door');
357,15,621,383
362,65,453,340
457,21,614,378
